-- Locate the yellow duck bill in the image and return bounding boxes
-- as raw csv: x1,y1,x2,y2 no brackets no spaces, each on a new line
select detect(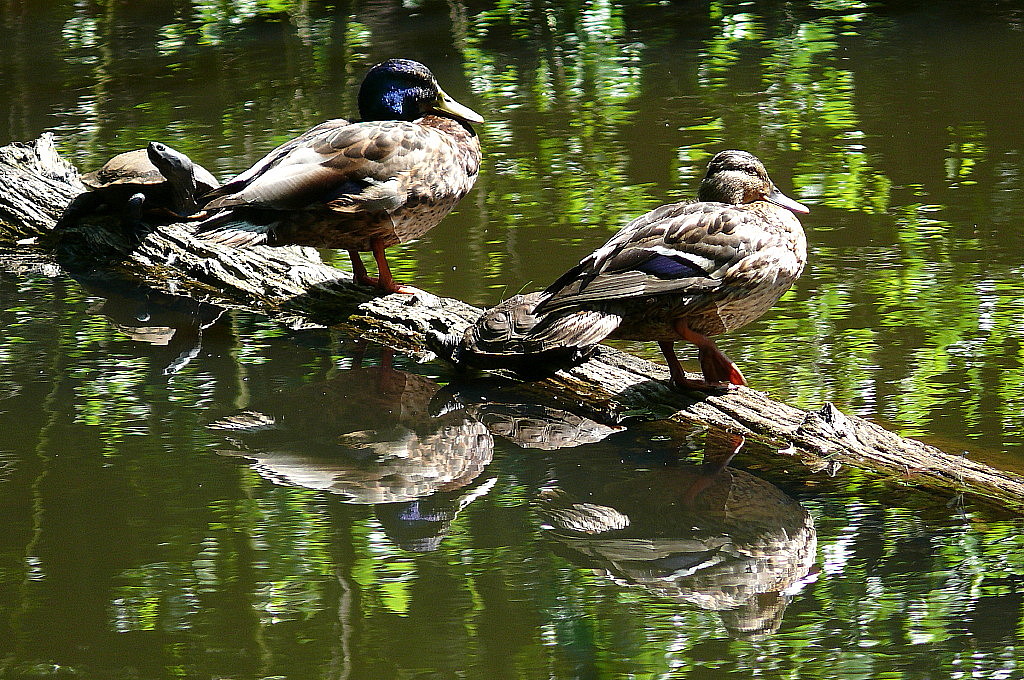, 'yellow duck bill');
432,88,484,124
